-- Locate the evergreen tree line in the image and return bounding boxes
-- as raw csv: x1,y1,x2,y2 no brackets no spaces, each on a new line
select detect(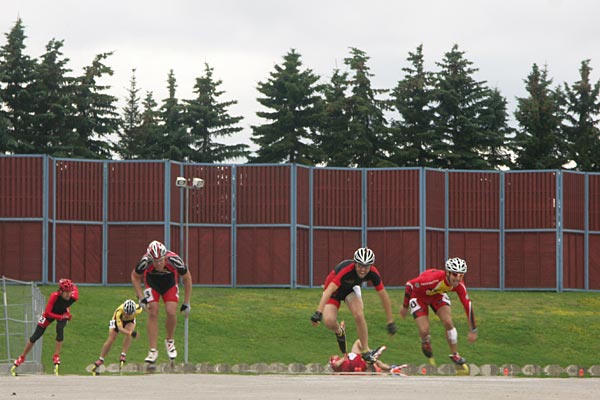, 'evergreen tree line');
1,18,600,170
